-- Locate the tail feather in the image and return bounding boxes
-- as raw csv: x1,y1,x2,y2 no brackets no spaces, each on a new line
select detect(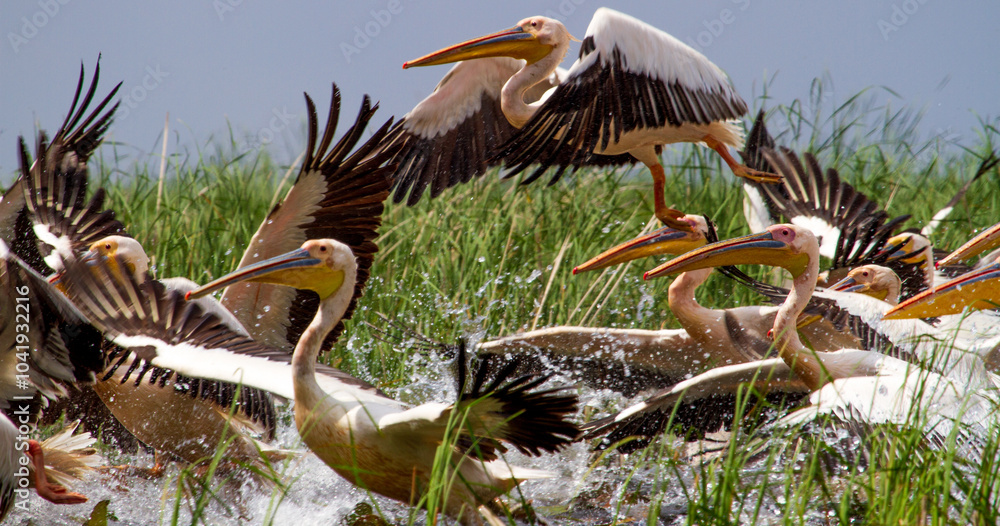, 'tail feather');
38,421,100,487
456,342,581,458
